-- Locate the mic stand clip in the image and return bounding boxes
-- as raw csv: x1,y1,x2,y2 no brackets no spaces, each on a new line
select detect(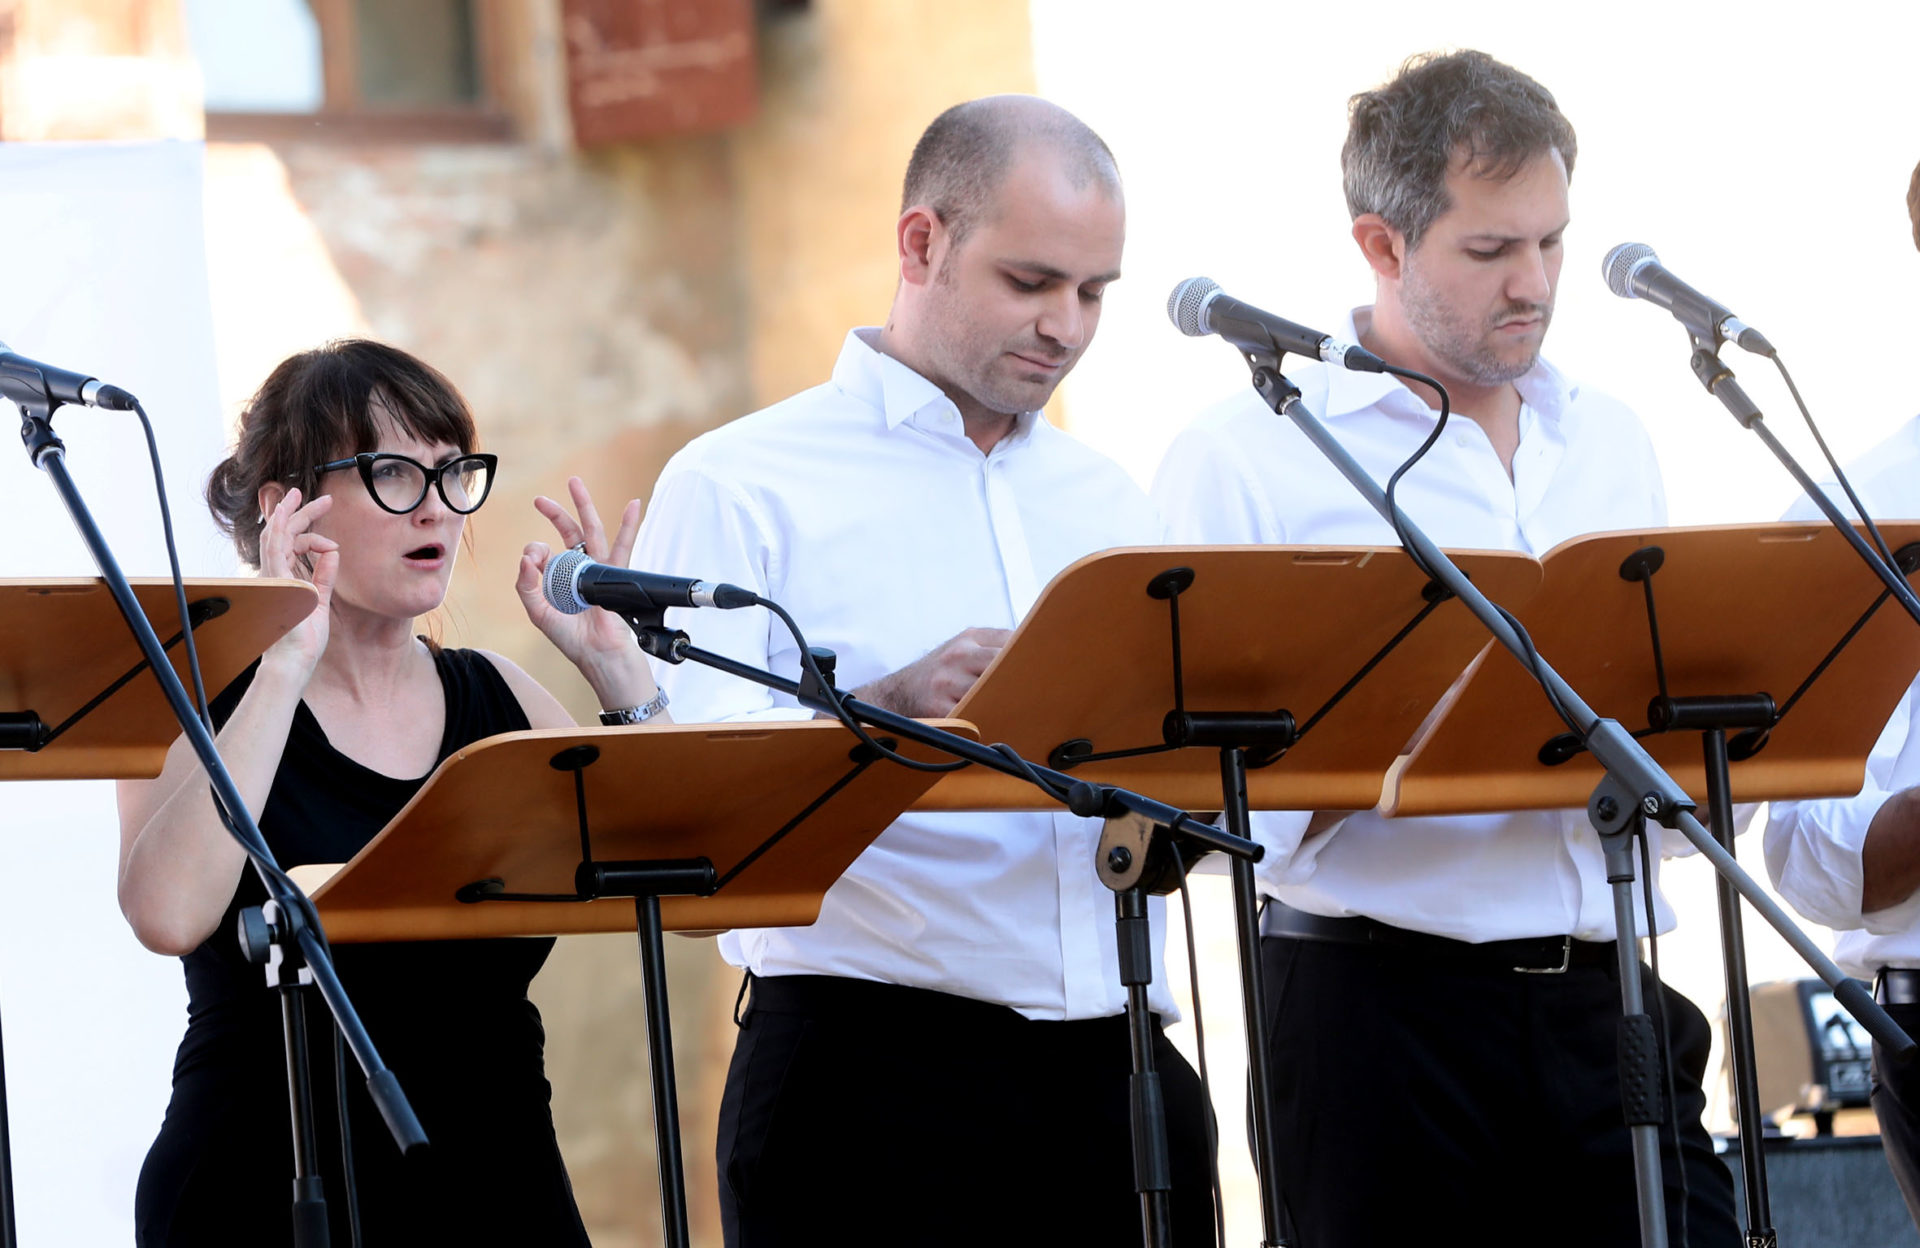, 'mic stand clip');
238,900,330,1248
